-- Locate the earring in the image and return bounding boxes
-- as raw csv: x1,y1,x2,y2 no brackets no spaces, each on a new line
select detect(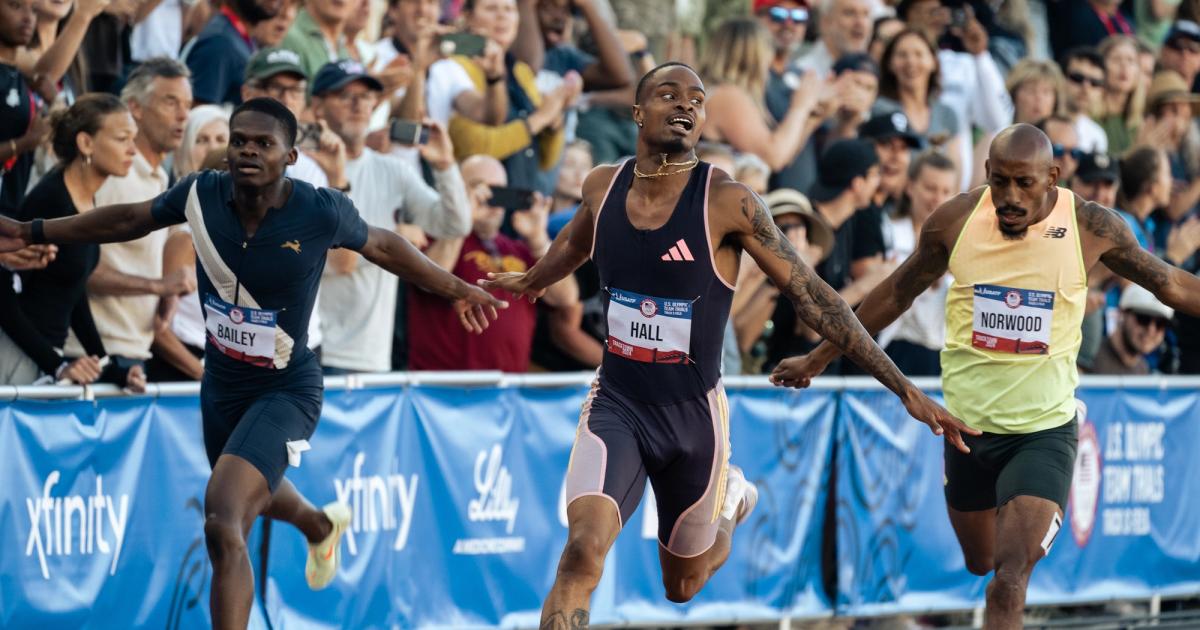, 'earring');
637,122,643,127
85,154,92,166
